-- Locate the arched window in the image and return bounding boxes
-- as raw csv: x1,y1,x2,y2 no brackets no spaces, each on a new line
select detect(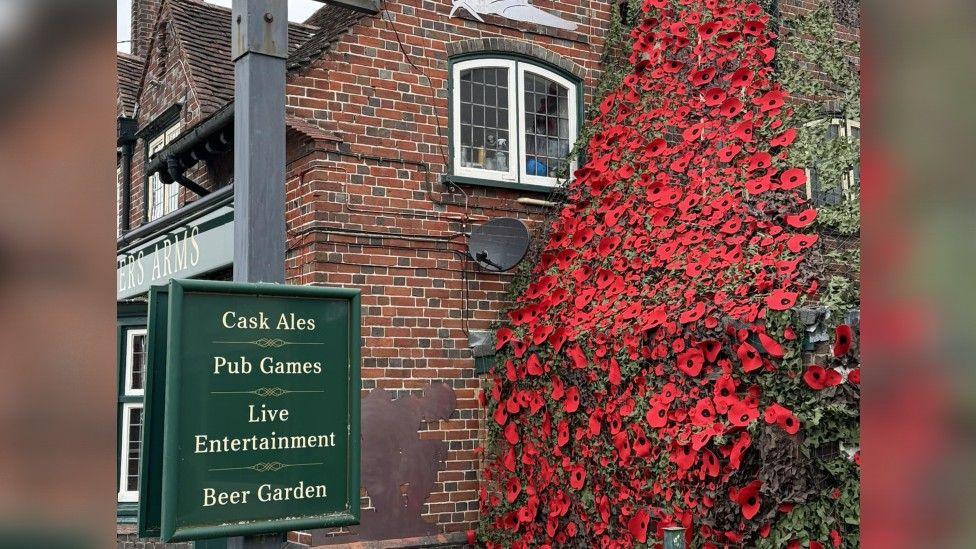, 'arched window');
451,57,579,190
